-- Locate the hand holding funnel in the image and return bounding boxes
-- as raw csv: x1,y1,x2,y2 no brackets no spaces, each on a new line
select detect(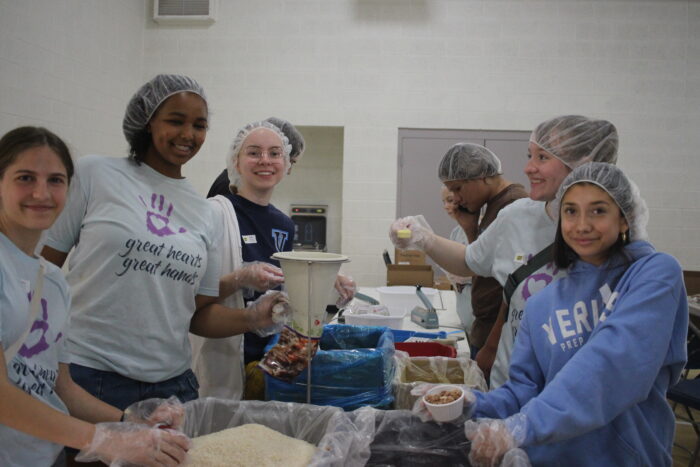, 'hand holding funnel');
260,251,349,382
272,251,349,338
